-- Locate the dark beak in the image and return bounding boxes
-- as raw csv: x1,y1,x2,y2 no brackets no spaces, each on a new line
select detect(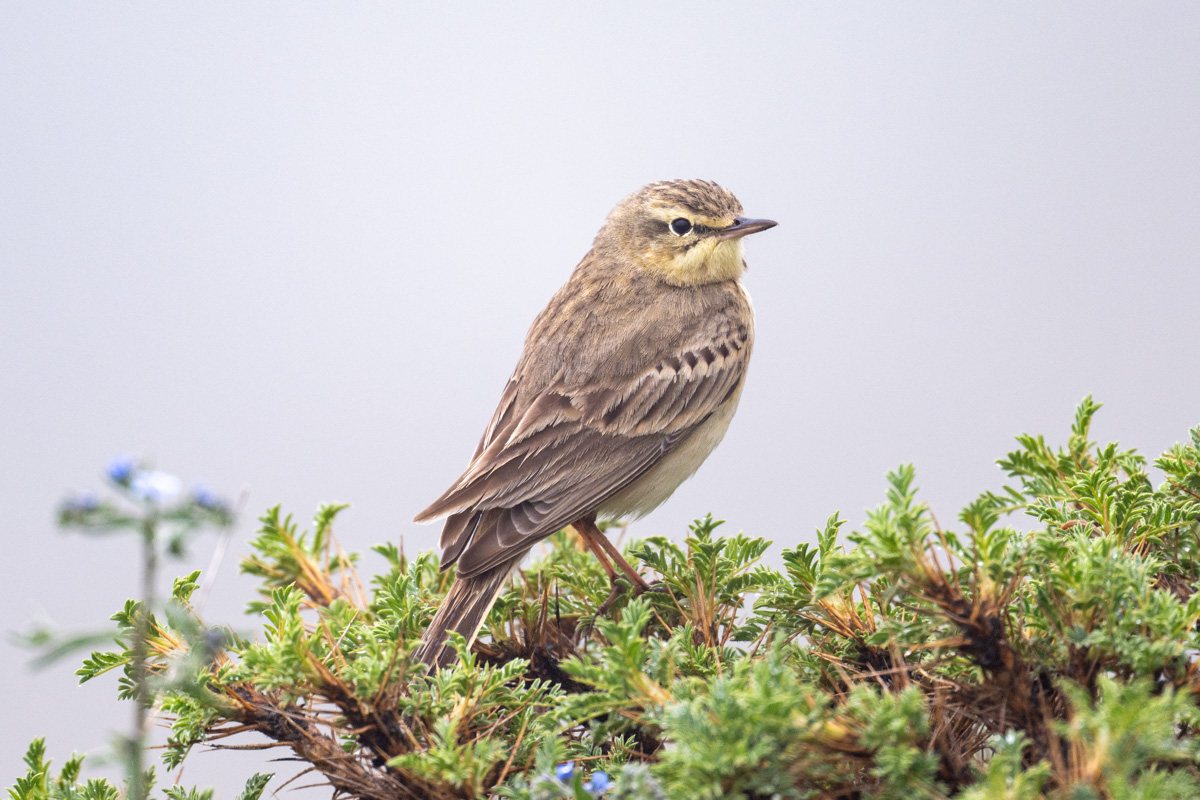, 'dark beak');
718,216,778,241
